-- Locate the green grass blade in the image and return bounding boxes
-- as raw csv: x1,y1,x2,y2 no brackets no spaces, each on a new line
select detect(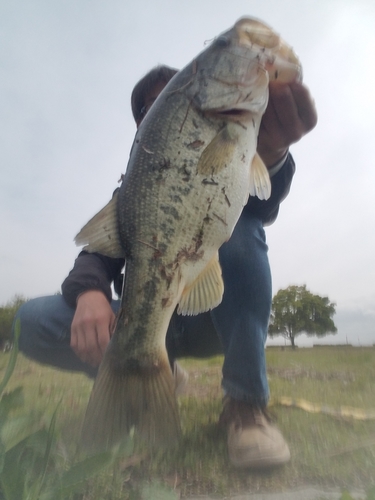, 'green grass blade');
42,402,60,472
0,438,4,475
0,319,20,395
29,402,61,500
